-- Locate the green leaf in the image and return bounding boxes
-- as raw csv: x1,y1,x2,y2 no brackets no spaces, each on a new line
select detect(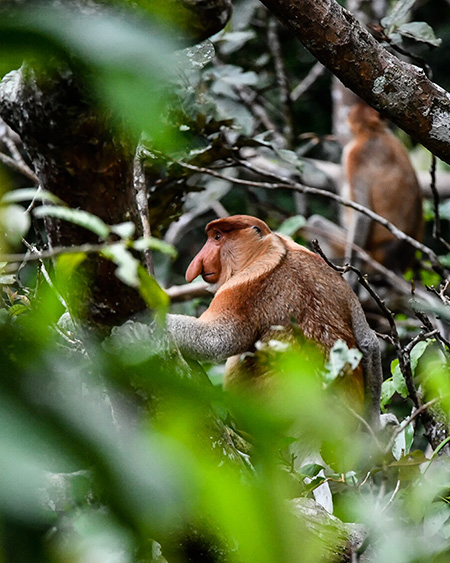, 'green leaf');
397,22,441,47
277,215,306,236
274,148,305,171
391,450,429,483
0,204,31,245
323,340,362,384
381,378,396,410
392,361,408,398
178,41,215,70
110,222,135,240
298,463,324,478
217,31,256,55
410,340,434,374
34,206,110,240
137,266,170,313
0,5,181,148
133,237,177,258
0,275,16,285
381,0,417,31
392,427,406,461
424,503,450,537
101,244,140,287
404,423,414,454
1,188,65,206
8,303,29,318
55,252,88,283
